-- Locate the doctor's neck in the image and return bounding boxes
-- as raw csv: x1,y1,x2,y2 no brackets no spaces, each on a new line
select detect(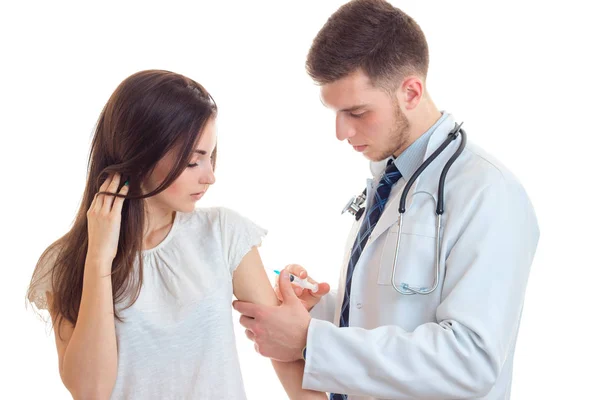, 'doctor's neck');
395,94,441,157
